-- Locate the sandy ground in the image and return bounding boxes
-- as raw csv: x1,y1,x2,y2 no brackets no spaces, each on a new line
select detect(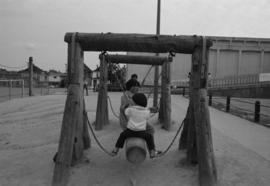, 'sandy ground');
0,92,270,186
